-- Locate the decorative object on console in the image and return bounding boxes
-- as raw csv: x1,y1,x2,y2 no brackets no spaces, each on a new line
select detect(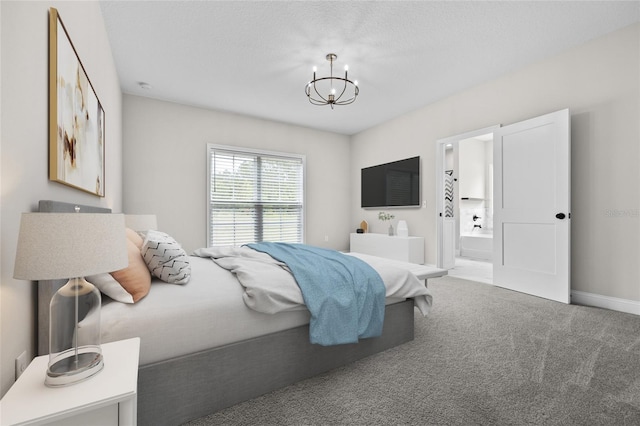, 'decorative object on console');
49,8,106,197
13,209,127,386
360,220,368,233
305,53,358,109
378,211,395,236
397,220,409,237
